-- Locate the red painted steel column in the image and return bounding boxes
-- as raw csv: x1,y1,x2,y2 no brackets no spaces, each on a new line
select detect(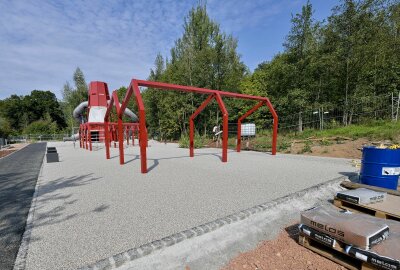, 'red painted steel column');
189,118,194,157
126,127,129,145
118,117,124,164
104,121,110,159
125,80,148,173
215,93,228,162
85,125,88,150
237,123,241,152
88,125,92,151
113,127,117,148
79,126,82,148
264,99,278,155
237,101,264,152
